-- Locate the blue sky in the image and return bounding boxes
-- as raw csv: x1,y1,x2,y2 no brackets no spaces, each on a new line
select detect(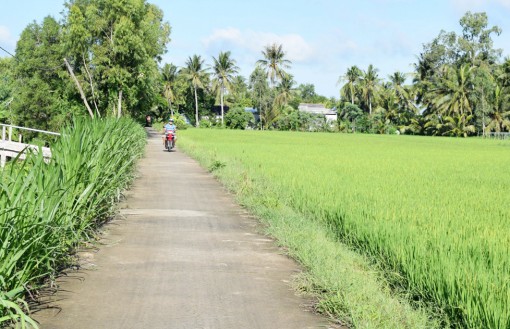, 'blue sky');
1,0,510,98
